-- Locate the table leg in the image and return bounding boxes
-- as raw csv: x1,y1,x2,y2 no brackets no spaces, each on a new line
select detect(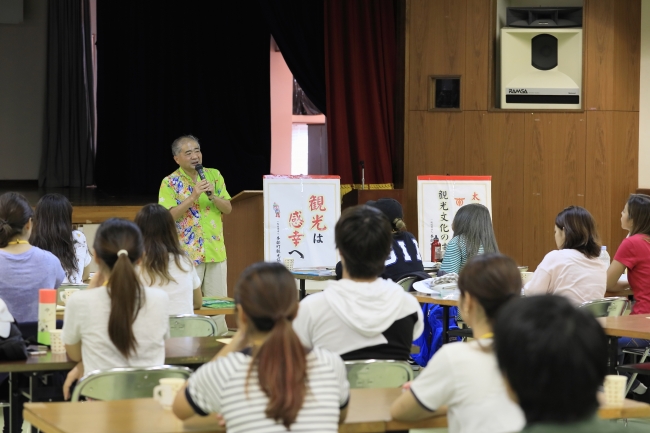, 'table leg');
608,336,619,375
442,306,450,345
8,372,12,433
300,280,306,300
